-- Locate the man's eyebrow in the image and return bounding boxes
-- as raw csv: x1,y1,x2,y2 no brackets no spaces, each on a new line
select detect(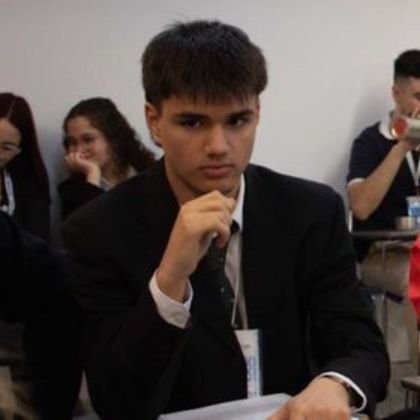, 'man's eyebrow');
226,109,255,119
173,112,206,120
173,109,256,120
